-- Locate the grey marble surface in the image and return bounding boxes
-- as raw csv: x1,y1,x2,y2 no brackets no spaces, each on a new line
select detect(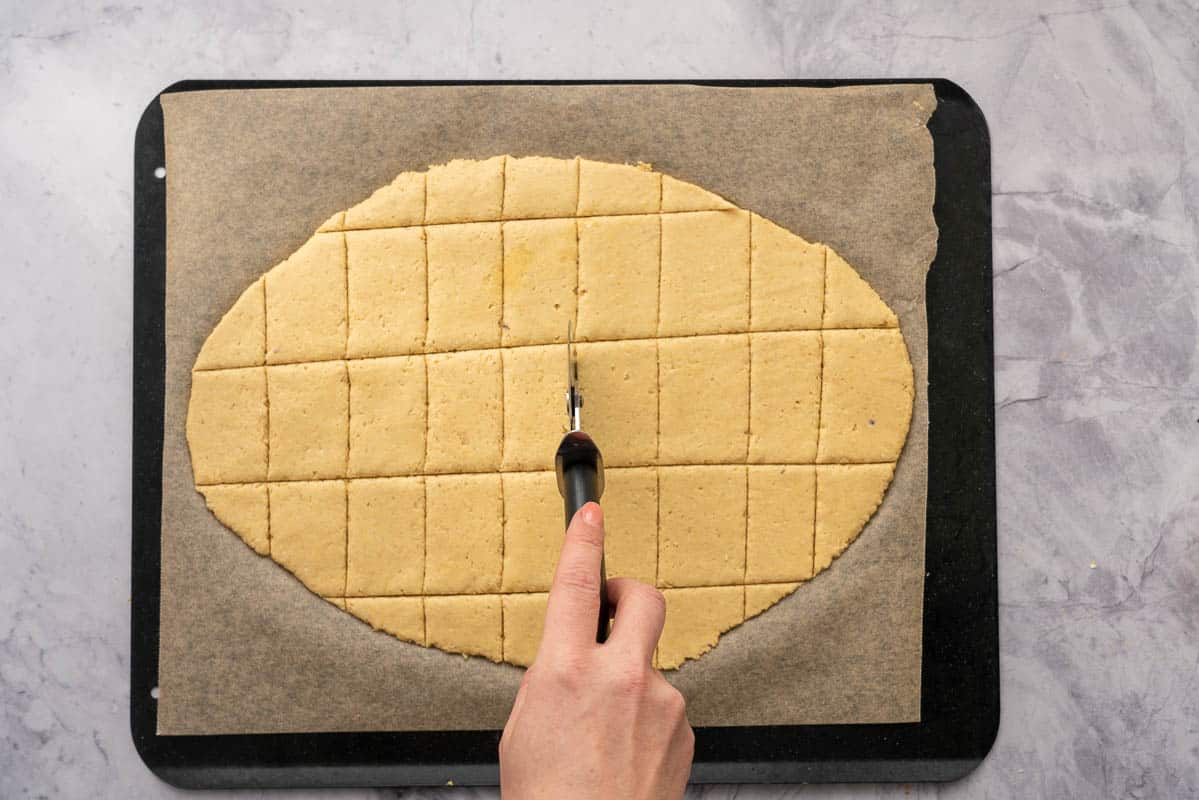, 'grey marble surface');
2,1,1196,797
